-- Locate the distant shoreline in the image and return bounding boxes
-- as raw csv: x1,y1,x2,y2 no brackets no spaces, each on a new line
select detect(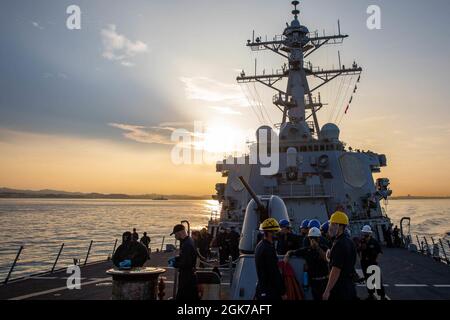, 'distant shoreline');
0,195,449,202
1,187,448,201
0,188,210,200
390,196,450,200
0,195,211,200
